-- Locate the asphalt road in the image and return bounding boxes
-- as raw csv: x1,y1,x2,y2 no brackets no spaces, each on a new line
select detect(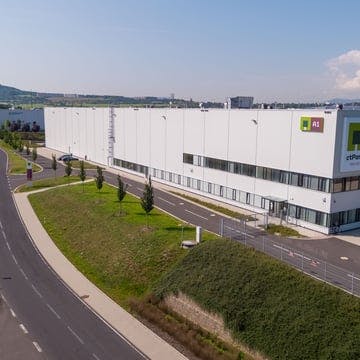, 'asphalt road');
0,298,45,360
4,151,360,357
1,149,145,360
